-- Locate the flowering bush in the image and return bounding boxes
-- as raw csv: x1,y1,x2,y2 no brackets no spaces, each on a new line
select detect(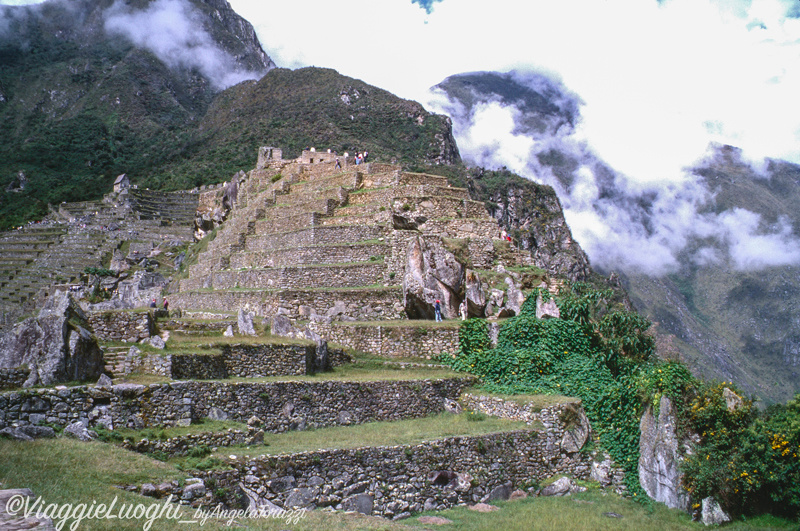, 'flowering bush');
683,389,800,518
